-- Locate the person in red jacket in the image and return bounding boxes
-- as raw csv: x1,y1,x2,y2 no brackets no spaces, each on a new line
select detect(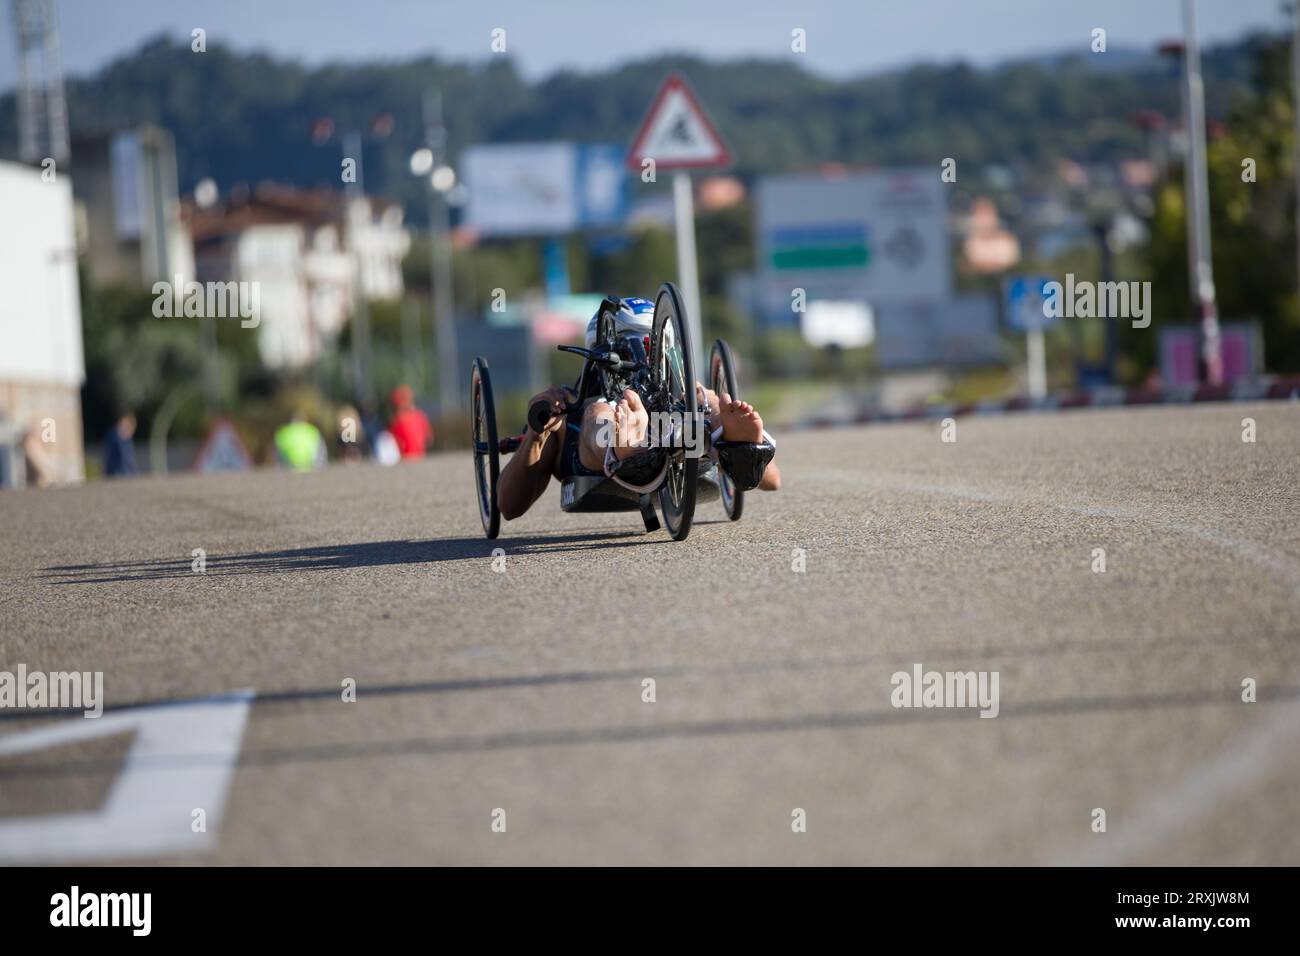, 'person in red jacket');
388,385,434,459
